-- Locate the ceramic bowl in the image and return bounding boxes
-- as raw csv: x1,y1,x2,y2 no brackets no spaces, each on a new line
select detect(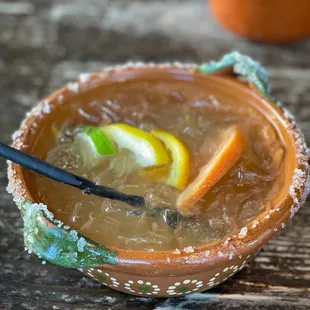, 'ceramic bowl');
209,0,310,43
7,53,309,297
